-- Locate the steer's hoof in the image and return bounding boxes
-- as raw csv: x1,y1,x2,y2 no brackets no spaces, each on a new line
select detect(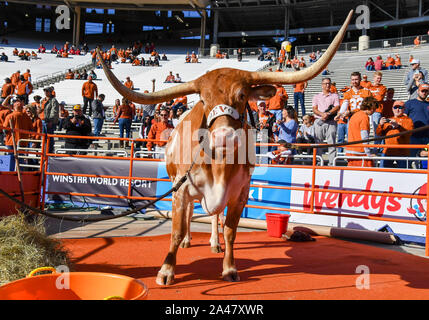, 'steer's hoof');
211,245,223,253
222,269,240,282
156,271,175,286
180,240,191,248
